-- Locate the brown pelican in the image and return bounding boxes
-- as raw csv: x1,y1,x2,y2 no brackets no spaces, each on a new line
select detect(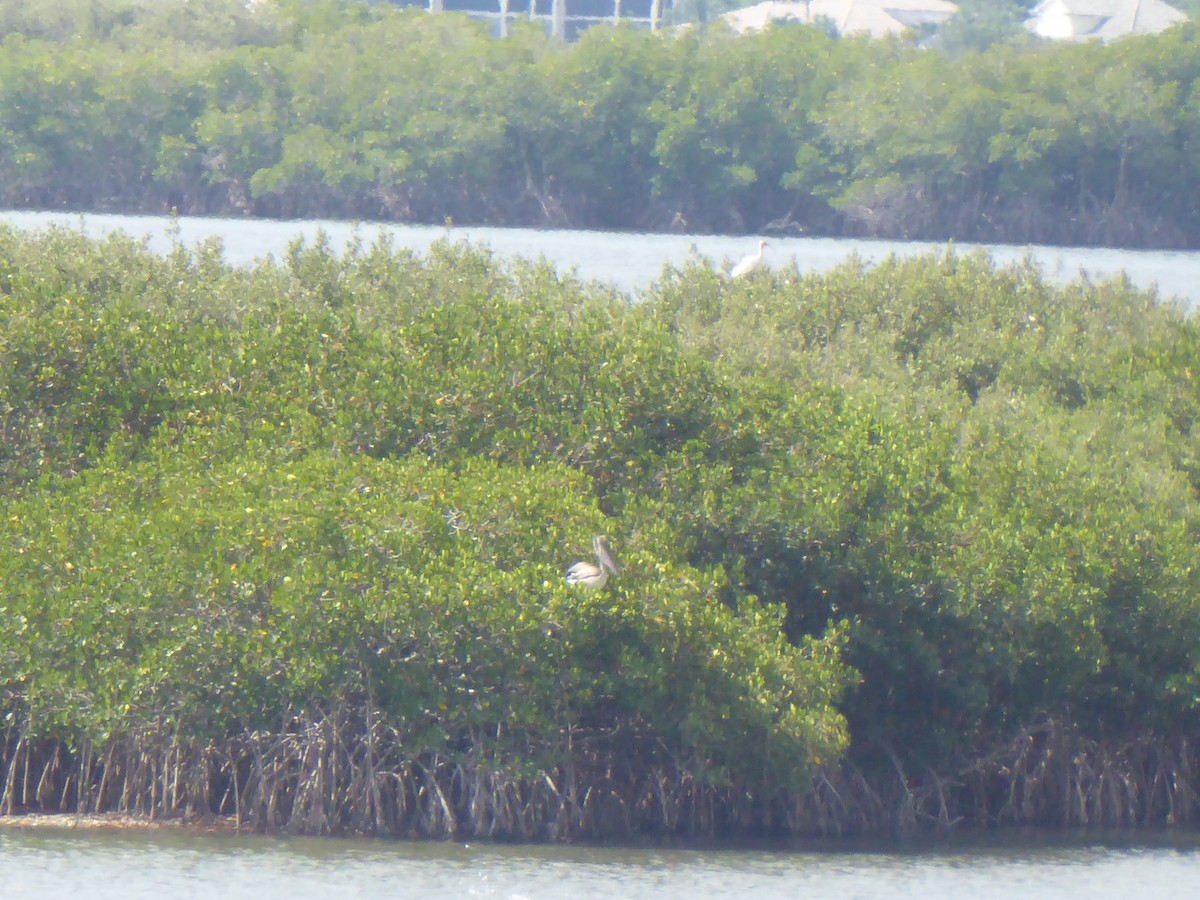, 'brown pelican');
729,239,768,279
566,536,621,589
